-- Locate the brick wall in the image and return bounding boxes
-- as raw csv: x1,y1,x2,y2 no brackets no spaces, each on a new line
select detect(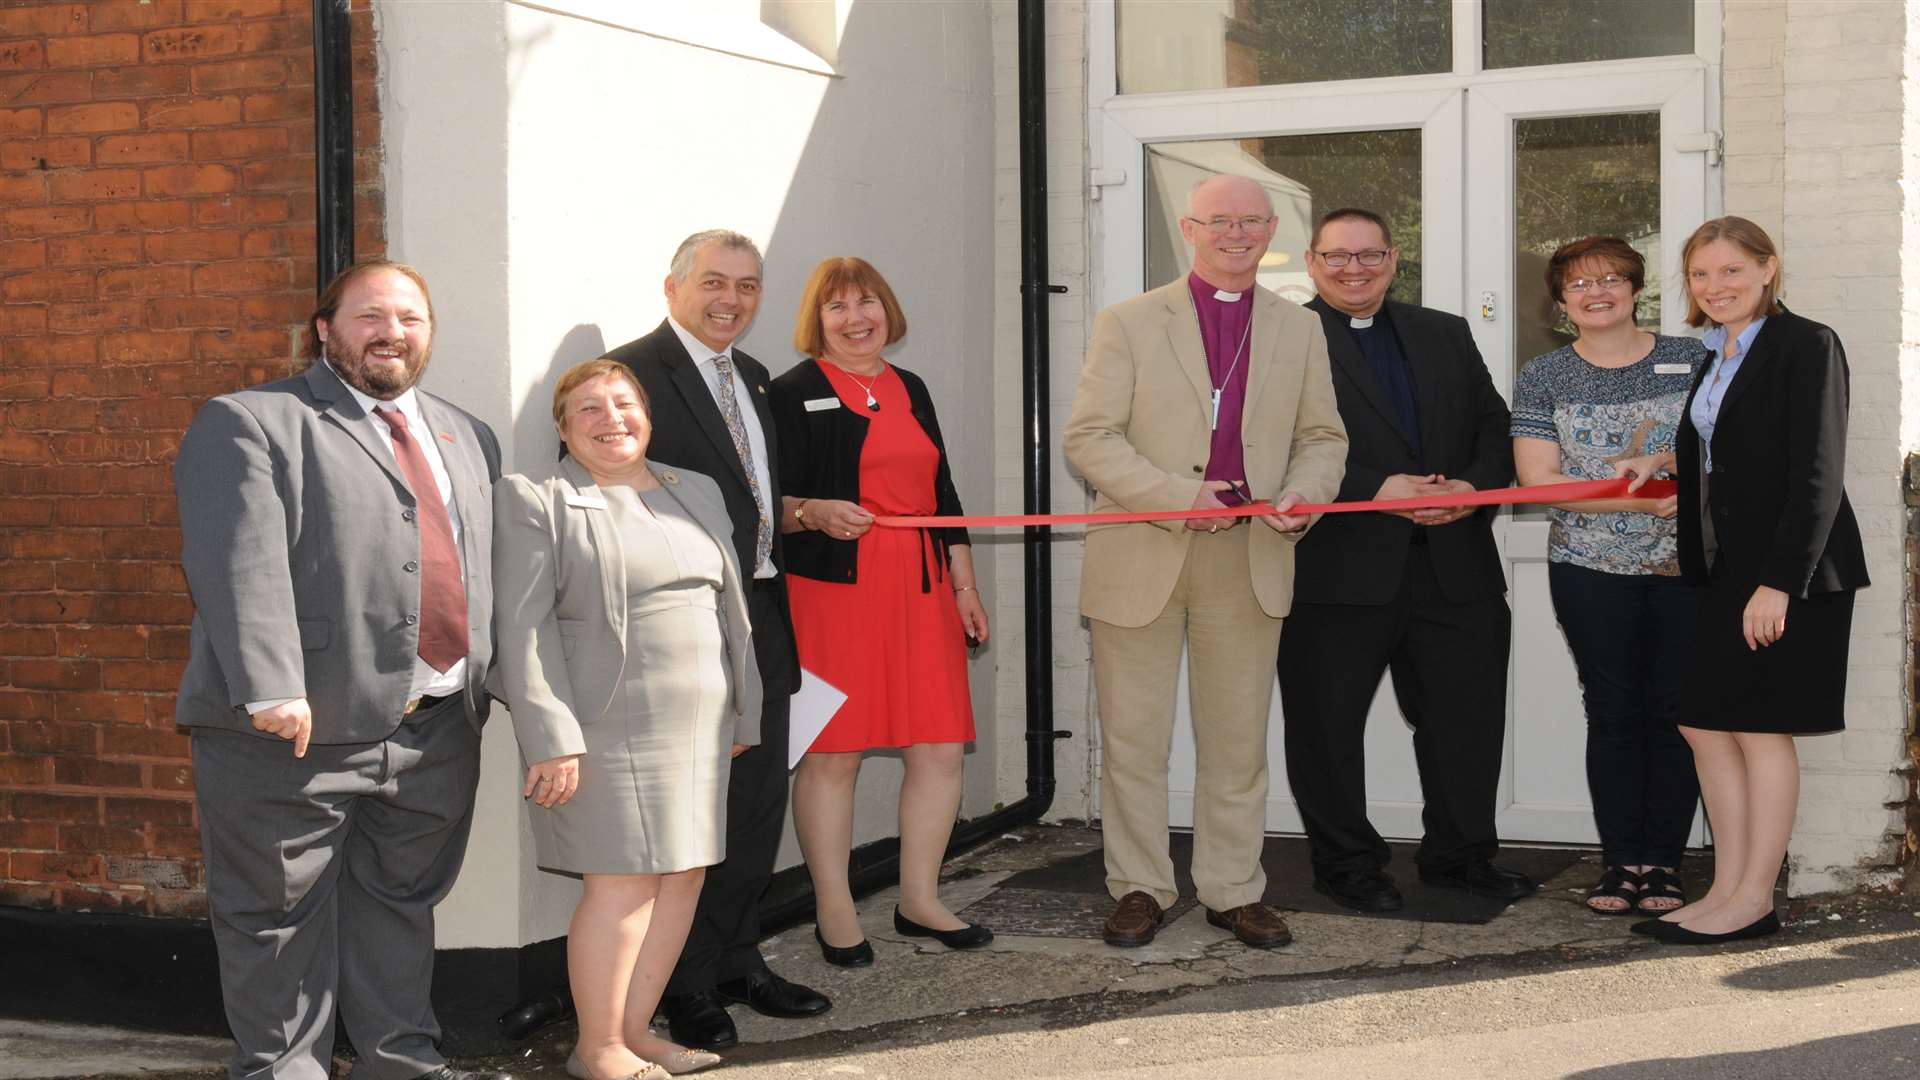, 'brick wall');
0,0,383,916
